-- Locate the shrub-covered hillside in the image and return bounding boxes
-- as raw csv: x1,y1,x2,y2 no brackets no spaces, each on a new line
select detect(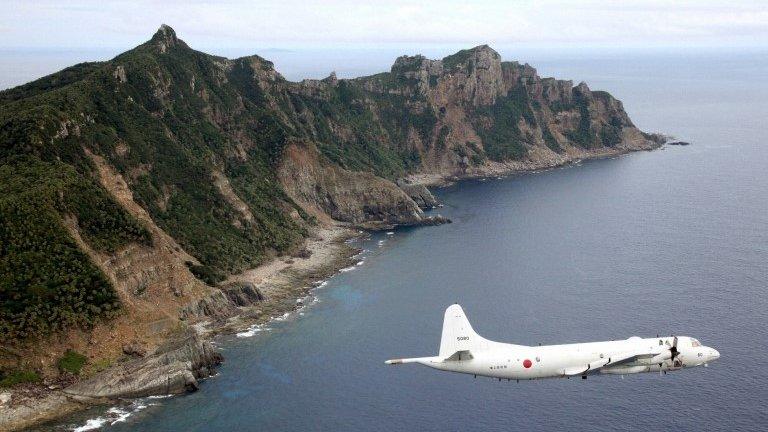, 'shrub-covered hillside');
0,25,660,344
